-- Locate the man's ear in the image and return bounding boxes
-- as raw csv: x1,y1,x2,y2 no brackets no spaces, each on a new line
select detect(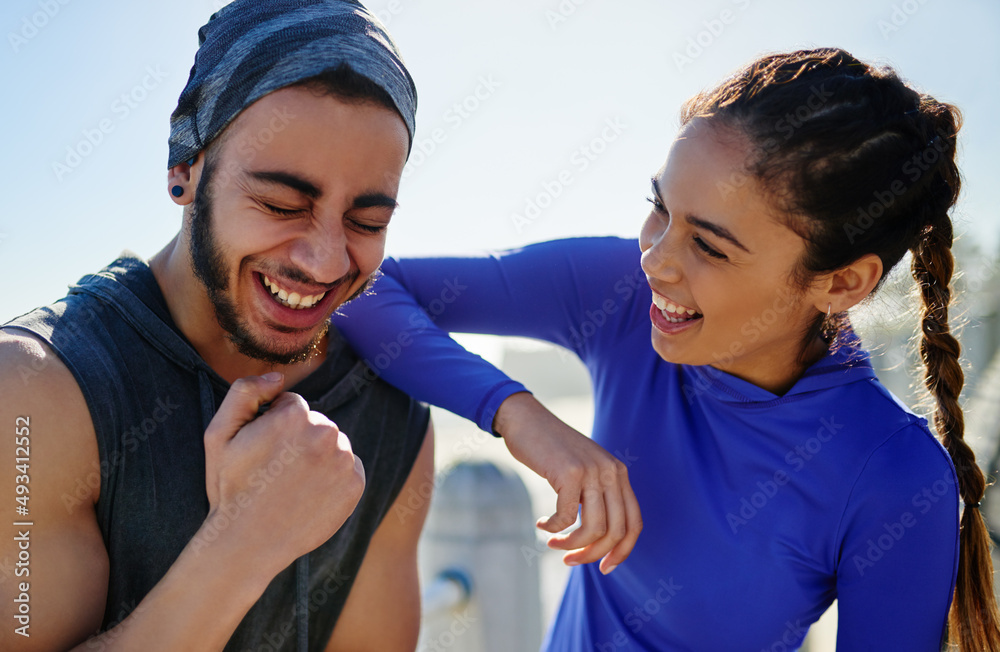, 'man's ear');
167,155,200,206
812,253,884,314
